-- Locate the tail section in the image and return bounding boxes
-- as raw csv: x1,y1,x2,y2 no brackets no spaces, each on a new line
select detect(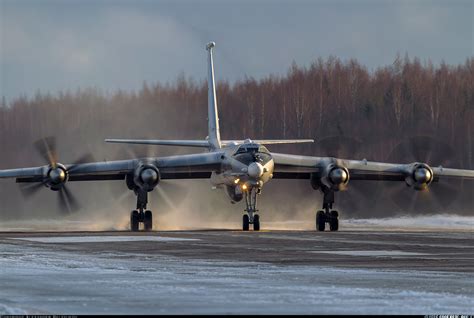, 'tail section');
105,42,313,150
206,42,222,150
